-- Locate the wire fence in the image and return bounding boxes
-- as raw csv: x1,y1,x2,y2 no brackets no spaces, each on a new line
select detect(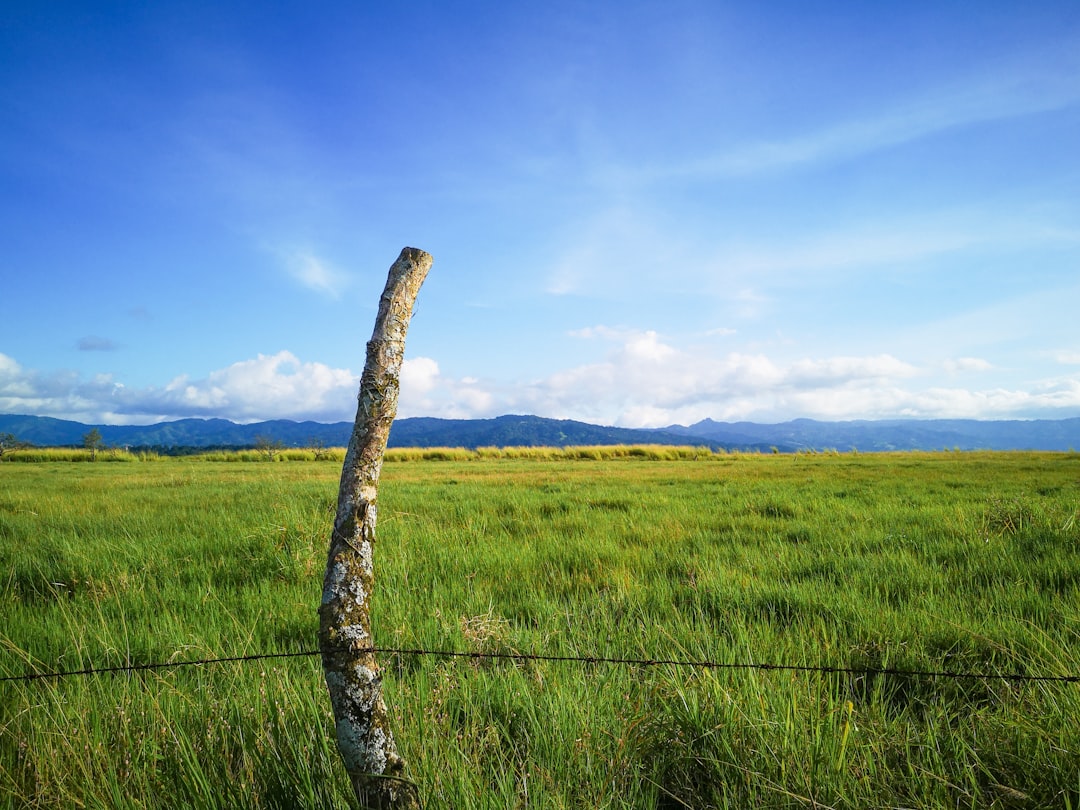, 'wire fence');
3,645,1078,685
